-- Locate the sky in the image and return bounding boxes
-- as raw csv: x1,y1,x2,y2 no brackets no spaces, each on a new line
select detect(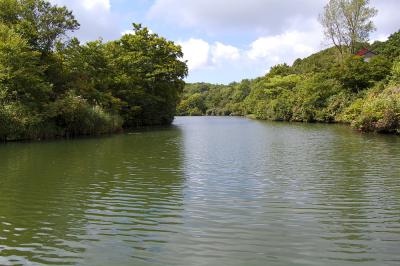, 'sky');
50,0,400,84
